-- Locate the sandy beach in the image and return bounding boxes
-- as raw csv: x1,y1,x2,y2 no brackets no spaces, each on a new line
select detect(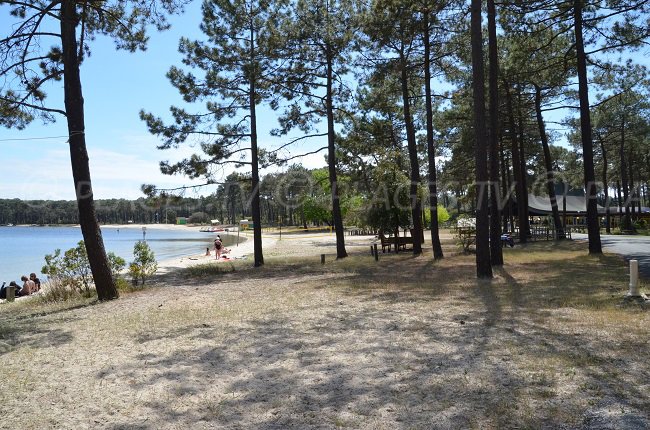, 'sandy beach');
104,224,372,273
104,224,281,273
155,229,277,274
